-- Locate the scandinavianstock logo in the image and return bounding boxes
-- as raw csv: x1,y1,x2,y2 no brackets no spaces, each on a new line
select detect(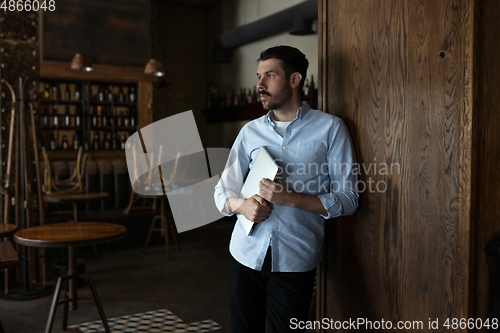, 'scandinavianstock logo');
125,111,234,233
